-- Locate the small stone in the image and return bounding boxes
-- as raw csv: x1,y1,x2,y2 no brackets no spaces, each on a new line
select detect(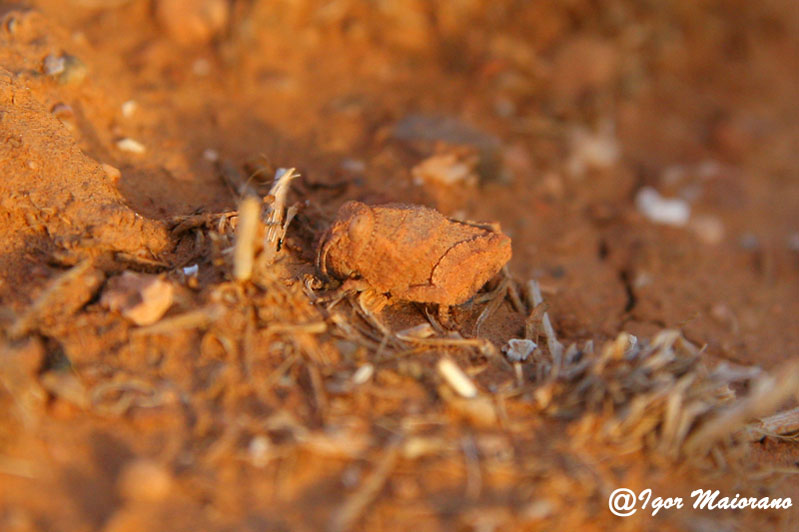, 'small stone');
116,138,146,154
248,436,271,468
100,272,174,326
155,0,228,46
44,54,86,85
351,364,374,385
339,158,365,174
412,151,479,187
121,100,137,118
118,460,173,502
101,163,121,184
51,102,74,119
502,338,536,362
58,54,87,85
635,187,690,226
690,215,725,245
202,148,219,162
192,57,211,76
520,500,554,522
567,123,620,178
43,54,65,76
